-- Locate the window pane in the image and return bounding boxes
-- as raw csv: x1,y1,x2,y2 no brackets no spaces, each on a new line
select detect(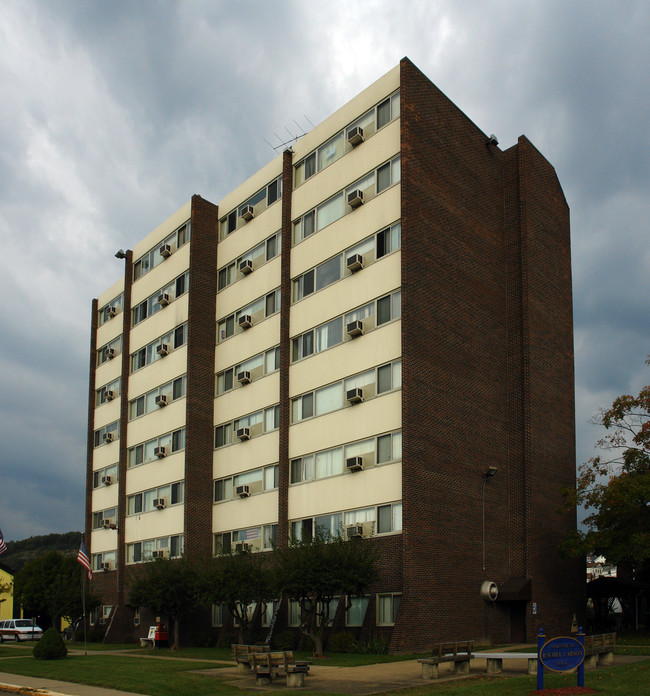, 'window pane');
377,505,392,534
391,291,401,319
315,317,342,352
376,162,391,193
346,597,369,627
377,364,392,393
317,132,344,171
305,153,316,179
303,211,315,239
315,448,343,479
377,296,391,325
315,383,343,416
377,98,391,129
316,193,344,230
391,157,401,185
302,393,314,419
316,256,341,291
377,434,392,463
